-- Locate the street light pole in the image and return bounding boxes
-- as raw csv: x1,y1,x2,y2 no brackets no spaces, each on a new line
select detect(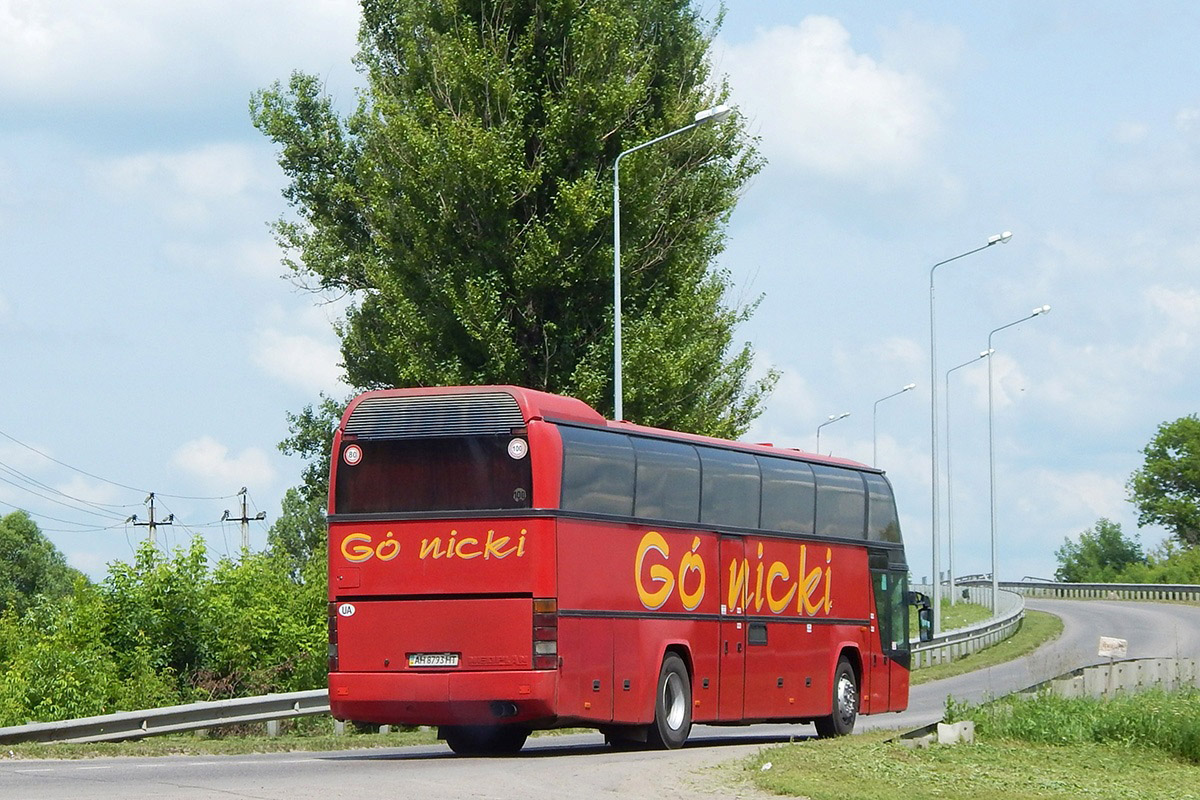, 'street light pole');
987,305,1051,615
816,412,850,454
928,231,1011,634
945,351,990,606
872,383,916,466
613,104,730,421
